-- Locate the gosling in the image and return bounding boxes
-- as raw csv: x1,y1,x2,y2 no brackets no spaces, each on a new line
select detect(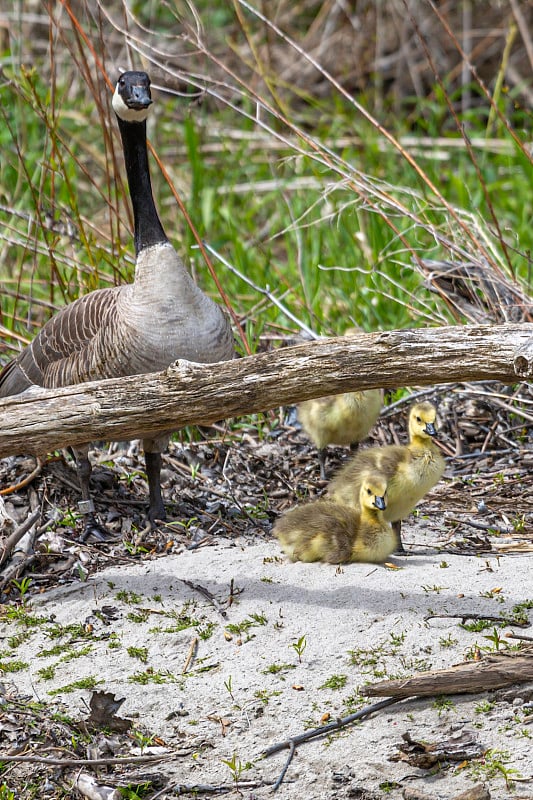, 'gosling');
328,400,445,552
298,388,381,480
274,473,395,564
